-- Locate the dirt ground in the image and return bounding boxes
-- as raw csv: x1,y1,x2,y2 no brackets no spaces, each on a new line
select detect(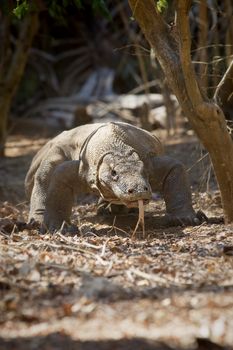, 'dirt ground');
0,126,233,350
